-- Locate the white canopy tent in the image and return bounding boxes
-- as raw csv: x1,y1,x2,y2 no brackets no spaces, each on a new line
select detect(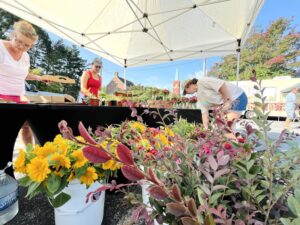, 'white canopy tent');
0,0,264,69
